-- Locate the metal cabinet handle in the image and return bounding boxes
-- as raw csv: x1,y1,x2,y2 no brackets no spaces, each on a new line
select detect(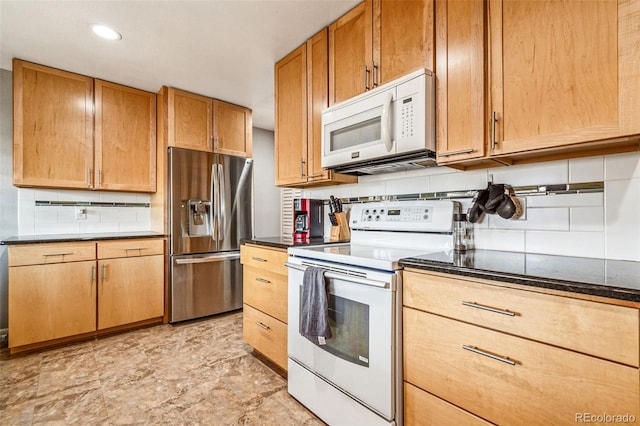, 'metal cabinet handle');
43,252,73,258
438,148,475,157
255,322,270,330
372,61,378,87
87,168,92,188
255,277,271,284
462,301,515,317
209,136,214,151
252,256,267,262
364,65,370,91
101,264,106,283
300,159,306,178
125,247,148,255
307,173,324,179
215,136,220,150
490,111,497,150
97,170,102,188
463,345,516,365
90,265,95,285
